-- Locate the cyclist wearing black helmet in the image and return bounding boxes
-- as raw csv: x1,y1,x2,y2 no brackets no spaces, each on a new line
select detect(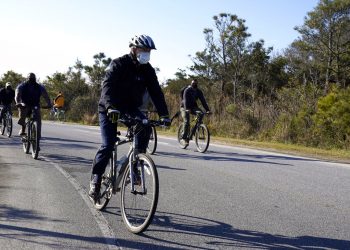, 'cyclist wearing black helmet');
89,34,171,200
180,79,210,146
15,73,52,138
